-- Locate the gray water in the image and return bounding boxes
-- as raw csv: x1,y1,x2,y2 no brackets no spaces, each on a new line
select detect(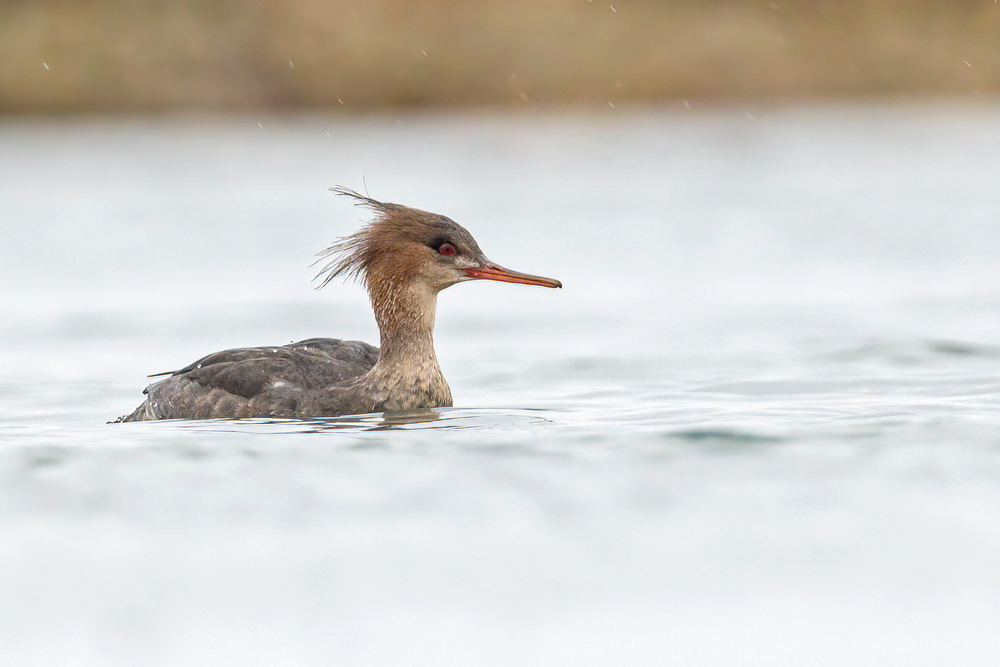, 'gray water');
2,104,1000,665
